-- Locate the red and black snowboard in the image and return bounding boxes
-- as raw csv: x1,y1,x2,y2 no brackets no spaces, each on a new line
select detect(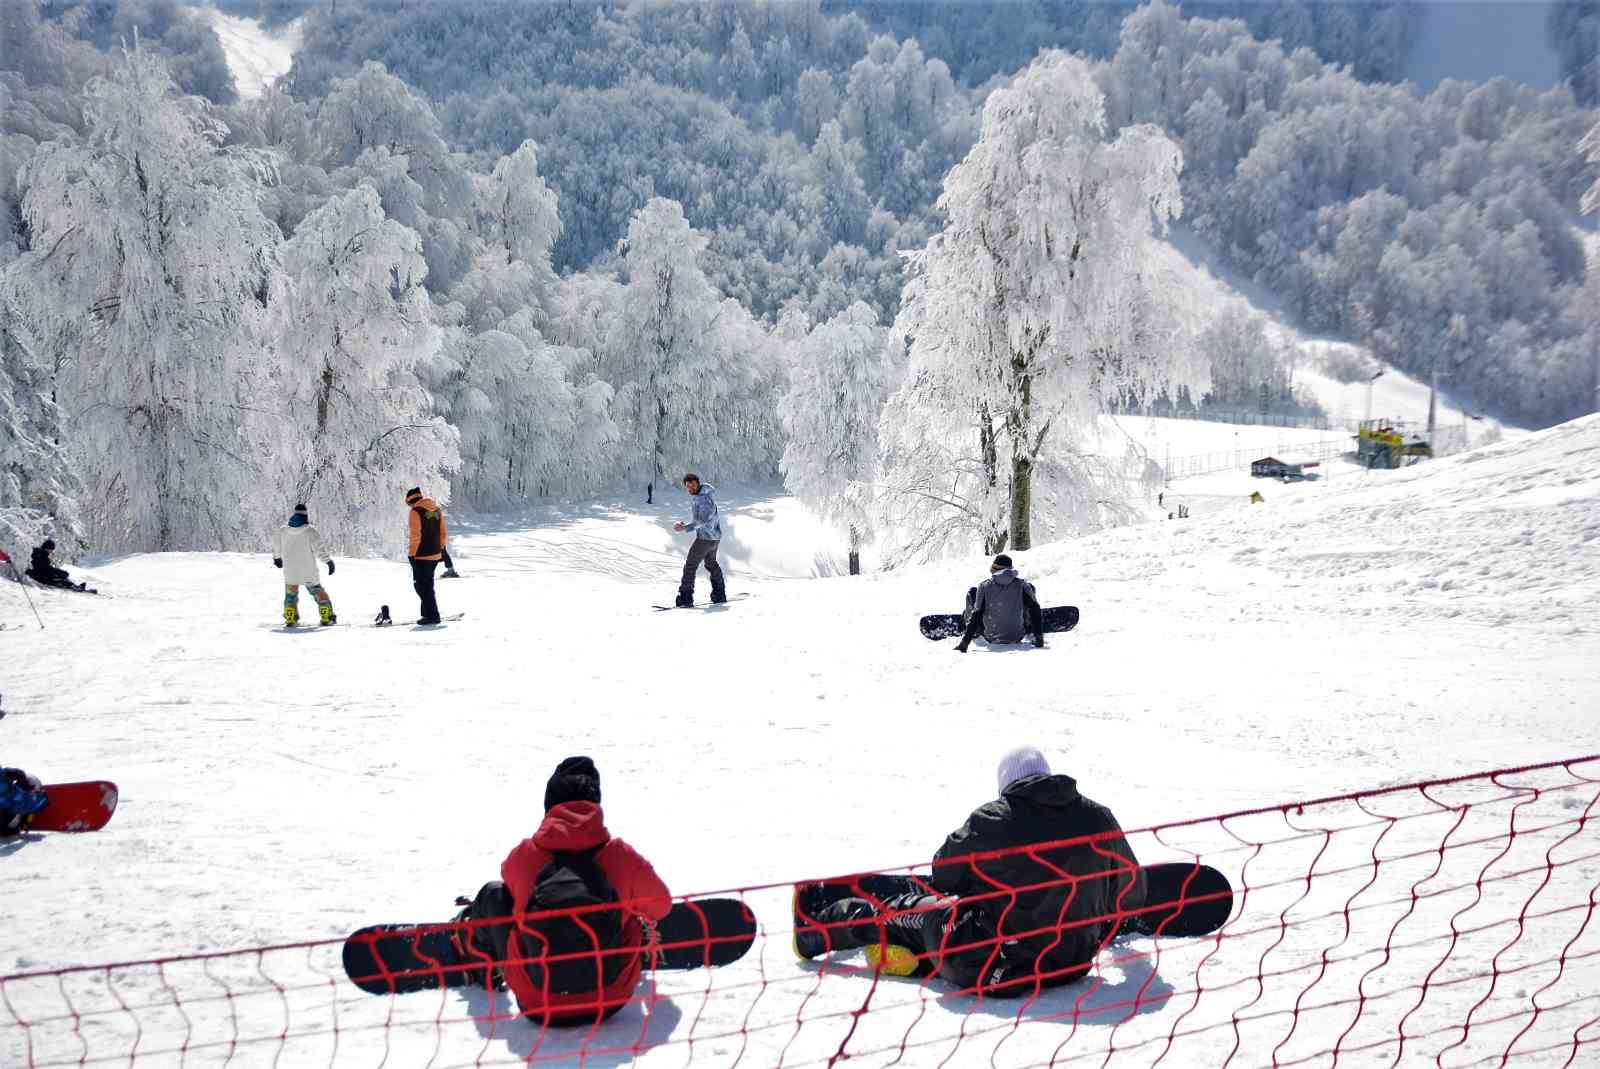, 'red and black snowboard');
343,897,758,996
919,604,1079,641
28,781,120,833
